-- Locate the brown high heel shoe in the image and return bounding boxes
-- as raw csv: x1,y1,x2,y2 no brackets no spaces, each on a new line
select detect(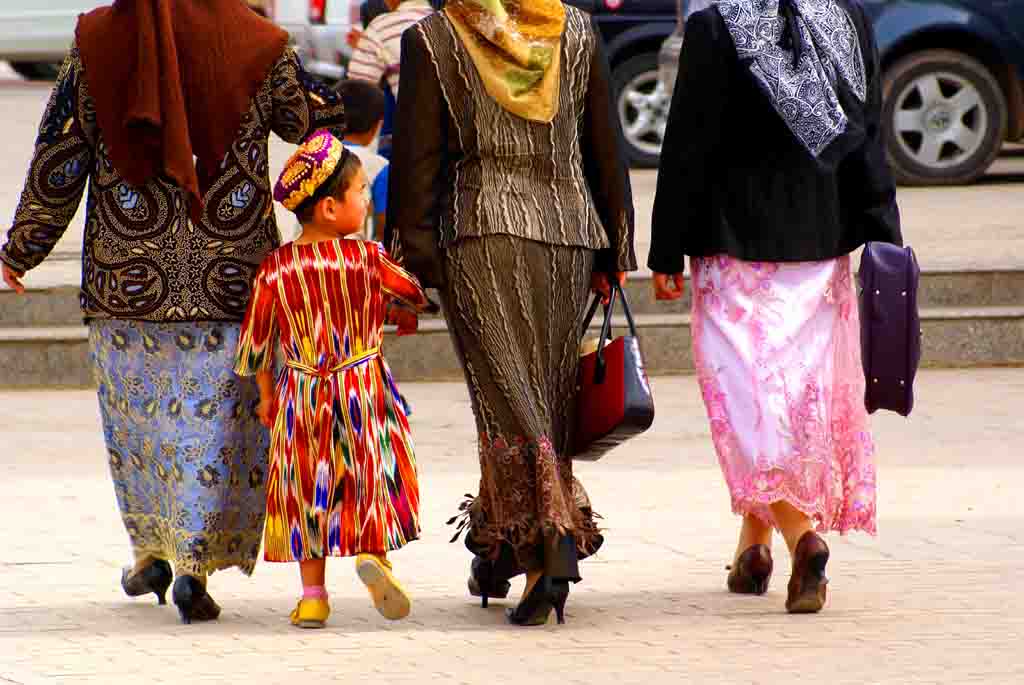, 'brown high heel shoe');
727,544,773,595
786,531,830,614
